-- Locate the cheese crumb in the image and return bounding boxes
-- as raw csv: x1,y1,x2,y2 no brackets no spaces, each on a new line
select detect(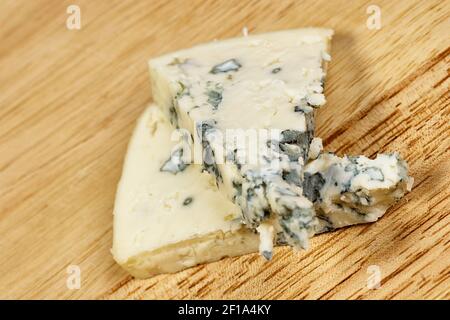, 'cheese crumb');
322,51,331,61
242,26,249,37
307,93,326,106
308,137,323,160
256,223,274,260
